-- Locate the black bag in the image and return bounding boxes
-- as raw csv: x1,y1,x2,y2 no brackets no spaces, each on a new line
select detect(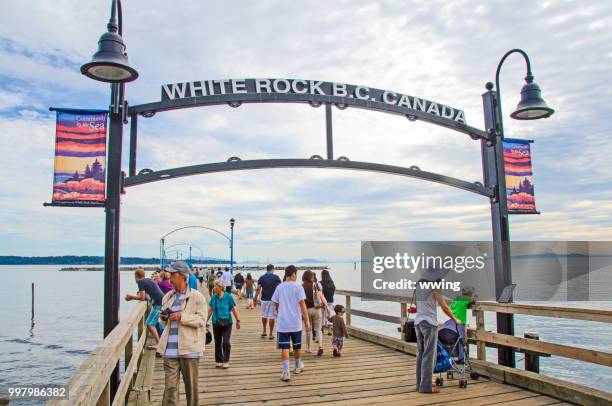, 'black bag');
205,328,213,345
402,293,417,343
